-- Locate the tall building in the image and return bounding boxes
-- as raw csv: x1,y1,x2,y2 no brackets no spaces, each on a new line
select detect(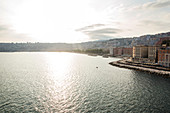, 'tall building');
109,47,133,57
158,49,170,67
164,53,170,67
133,46,161,63
109,48,114,56
113,48,123,56
123,48,133,57
133,46,148,59
148,46,160,63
